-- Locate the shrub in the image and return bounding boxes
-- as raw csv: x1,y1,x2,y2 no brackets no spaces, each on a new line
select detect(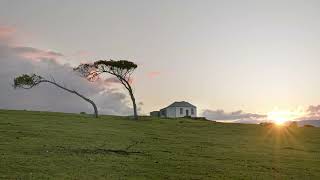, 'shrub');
304,124,315,128
192,117,208,121
260,122,274,127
